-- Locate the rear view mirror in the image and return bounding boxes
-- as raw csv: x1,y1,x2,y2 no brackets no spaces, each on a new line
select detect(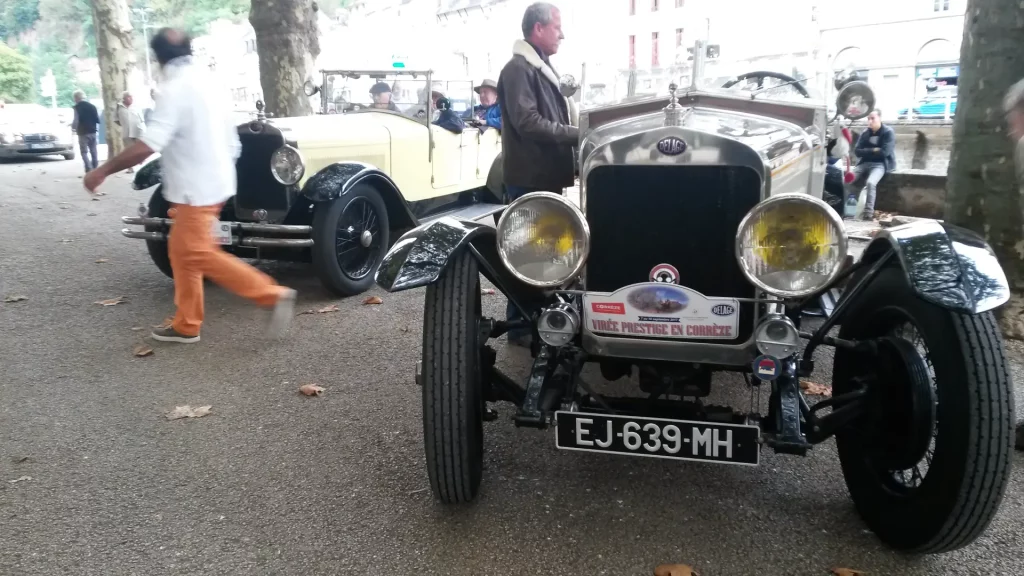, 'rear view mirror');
836,81,875,121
